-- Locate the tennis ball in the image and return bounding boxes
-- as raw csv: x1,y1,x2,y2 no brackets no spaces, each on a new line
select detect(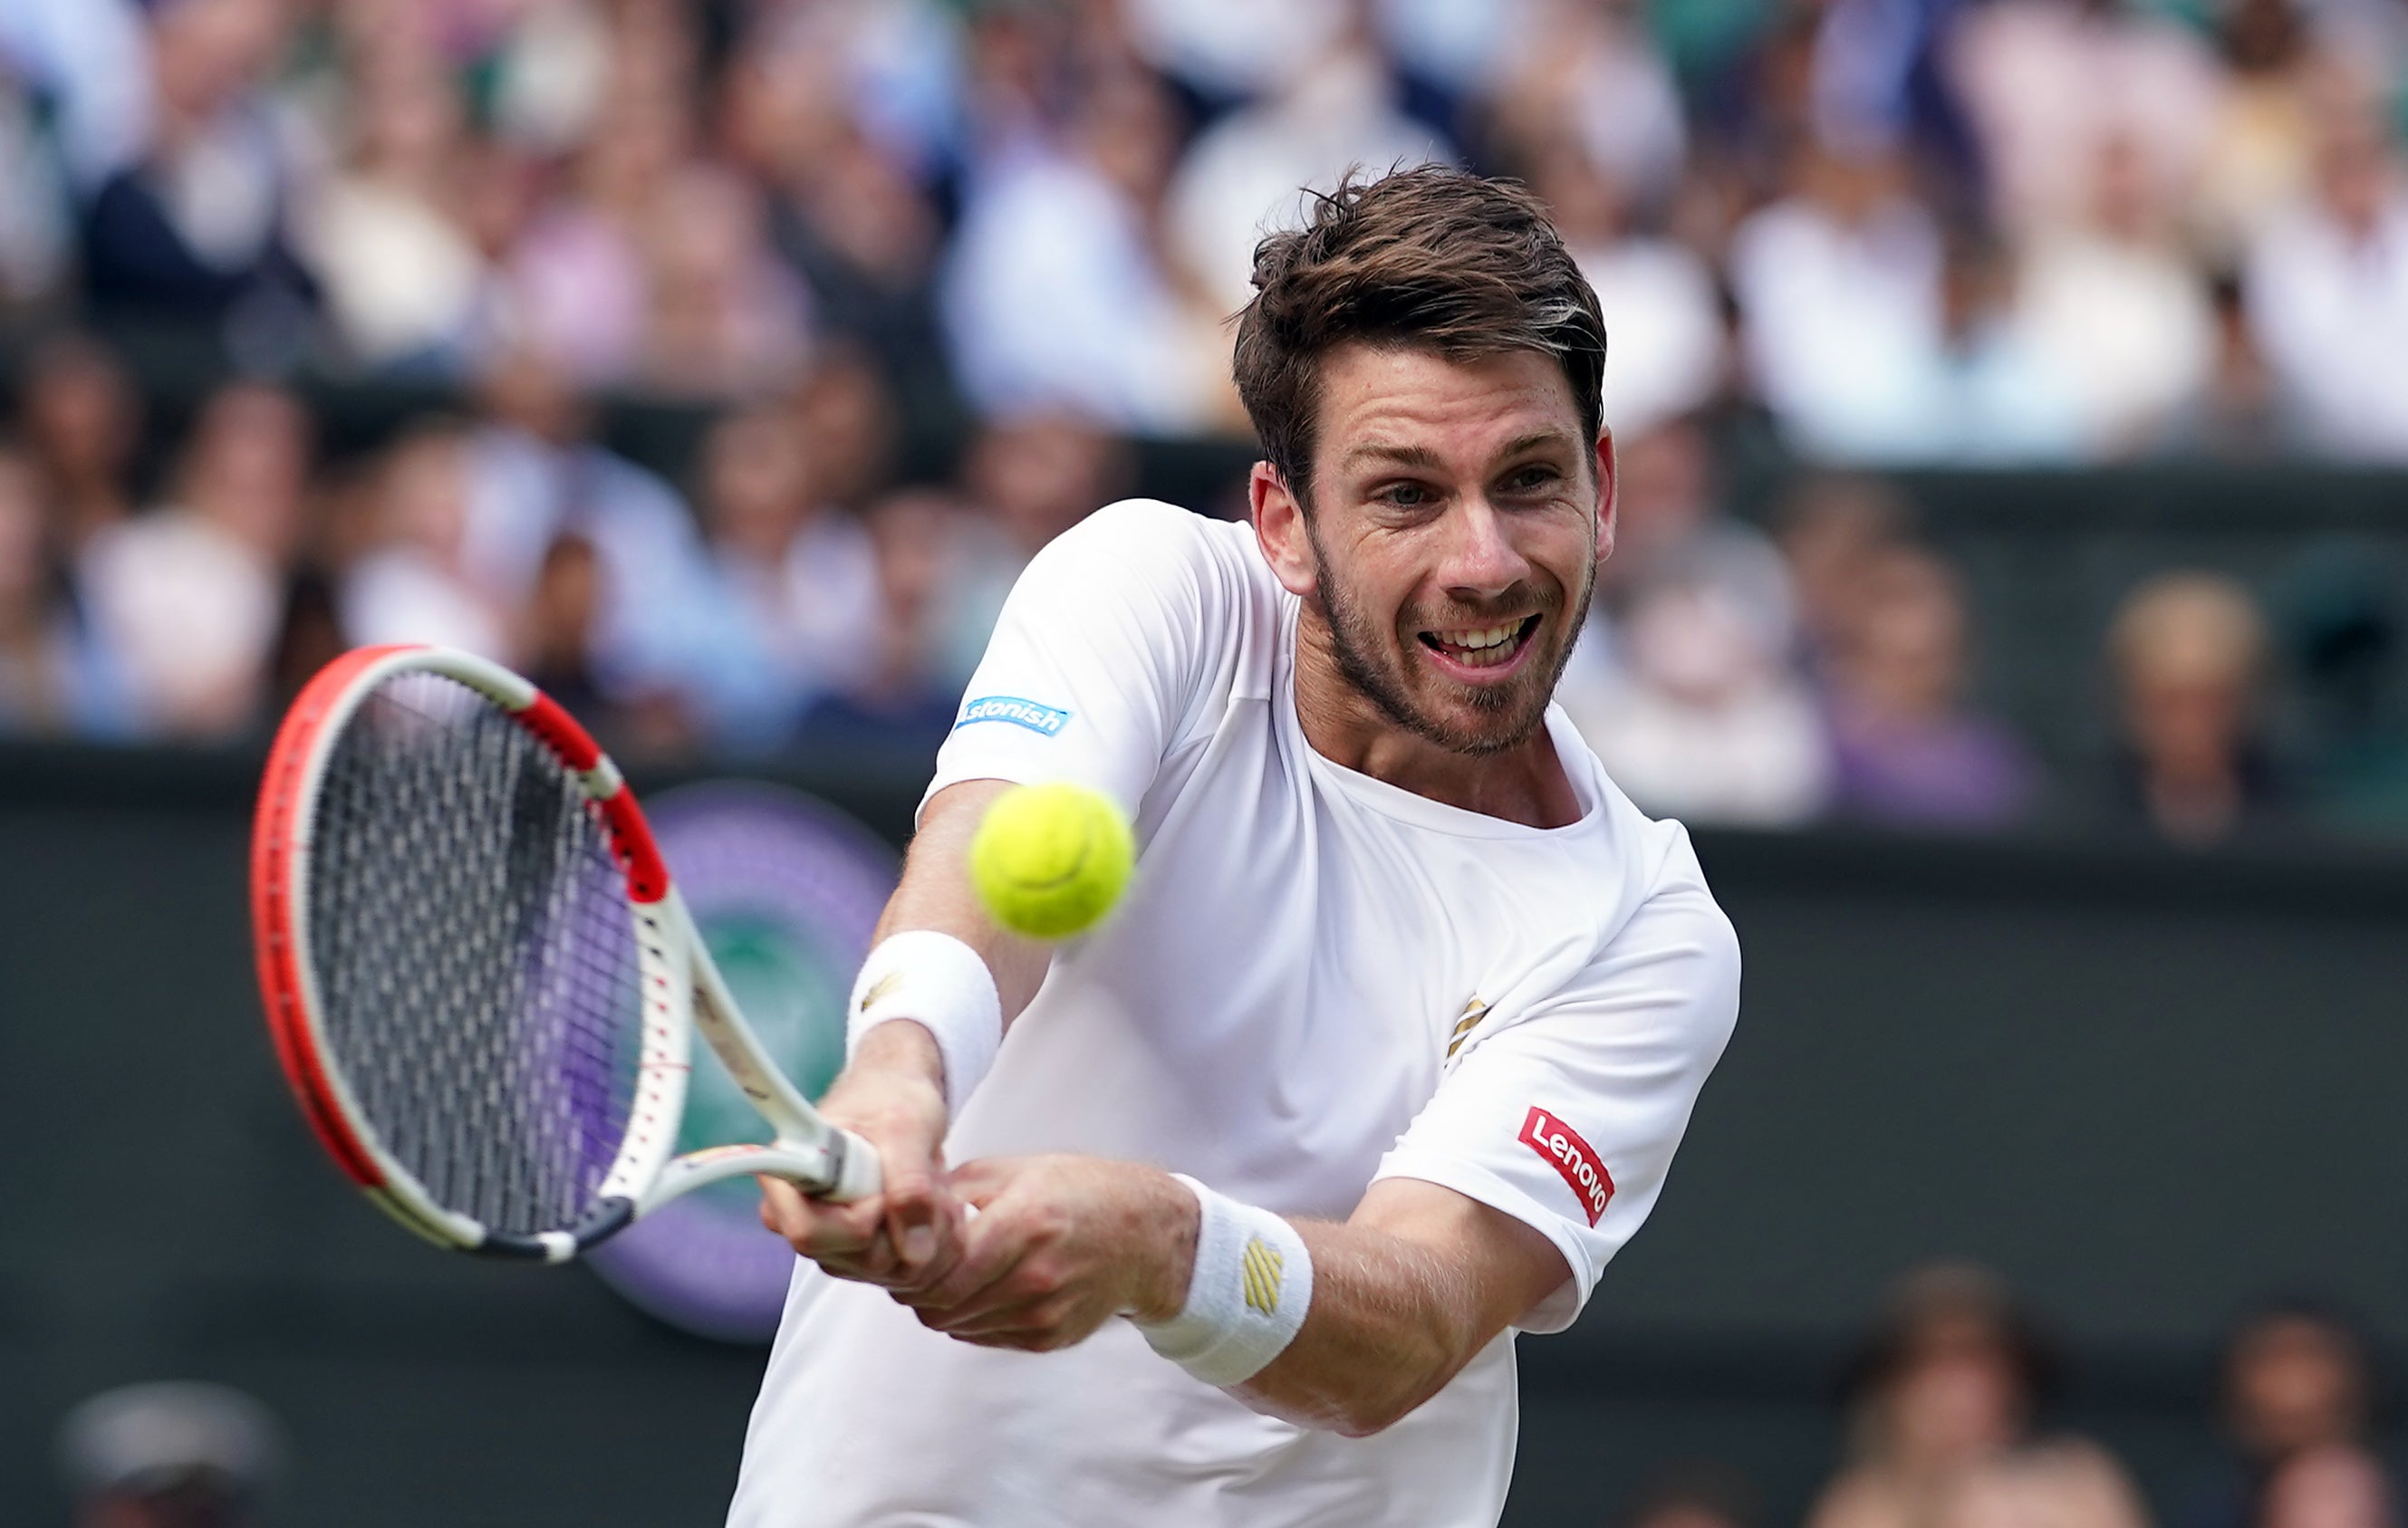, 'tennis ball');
969,782,1134,939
